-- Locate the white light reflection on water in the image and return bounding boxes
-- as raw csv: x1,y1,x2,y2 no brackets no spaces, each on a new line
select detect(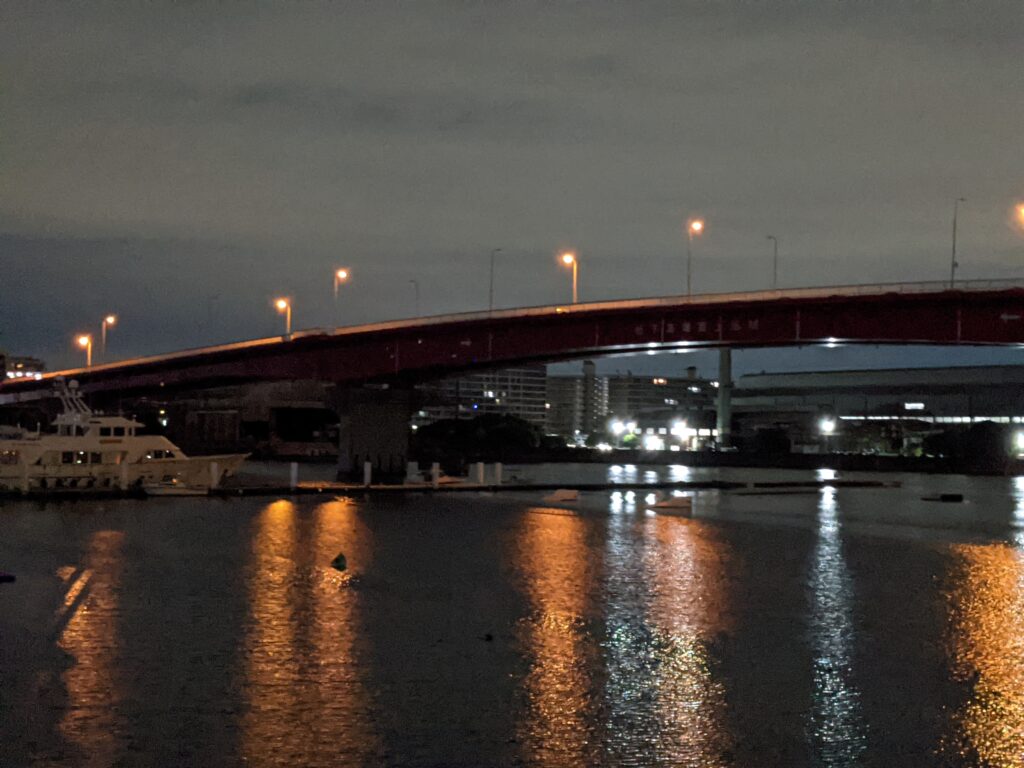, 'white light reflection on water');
668,465,691,483
806,487,867,764
643,515,734,764
600,485,733,764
